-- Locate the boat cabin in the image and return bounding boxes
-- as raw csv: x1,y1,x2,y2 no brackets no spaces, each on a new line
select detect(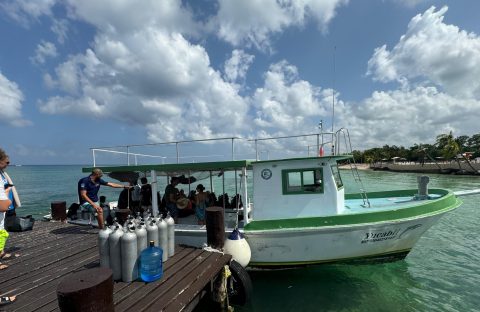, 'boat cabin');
251,156,348,221
82,155,351,225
